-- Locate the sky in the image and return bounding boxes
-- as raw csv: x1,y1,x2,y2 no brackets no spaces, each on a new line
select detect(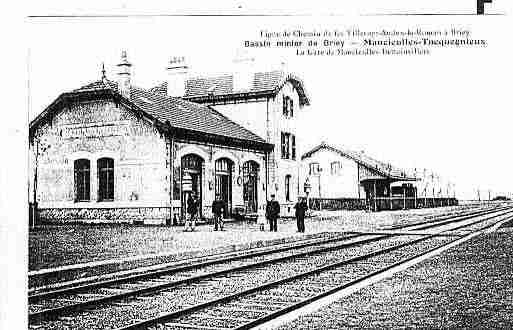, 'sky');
26,10,512,200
